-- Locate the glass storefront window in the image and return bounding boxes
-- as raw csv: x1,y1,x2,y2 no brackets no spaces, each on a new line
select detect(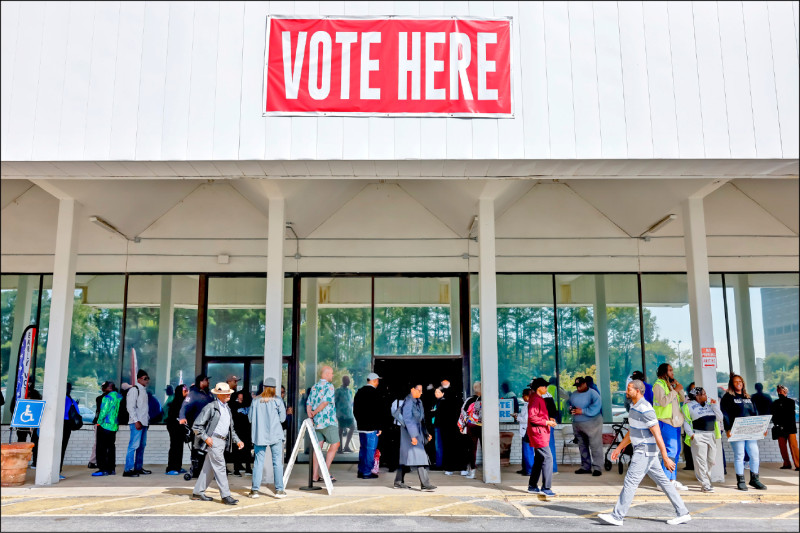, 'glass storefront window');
725,273,799,400
206,277,267,357
67,275,125,412
374,277,459,355
497,274,556,409
641,274,694,389
298,276,372,461
33,275,53,393
1,274,42,422
122,275,199,411
710,274,735,381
